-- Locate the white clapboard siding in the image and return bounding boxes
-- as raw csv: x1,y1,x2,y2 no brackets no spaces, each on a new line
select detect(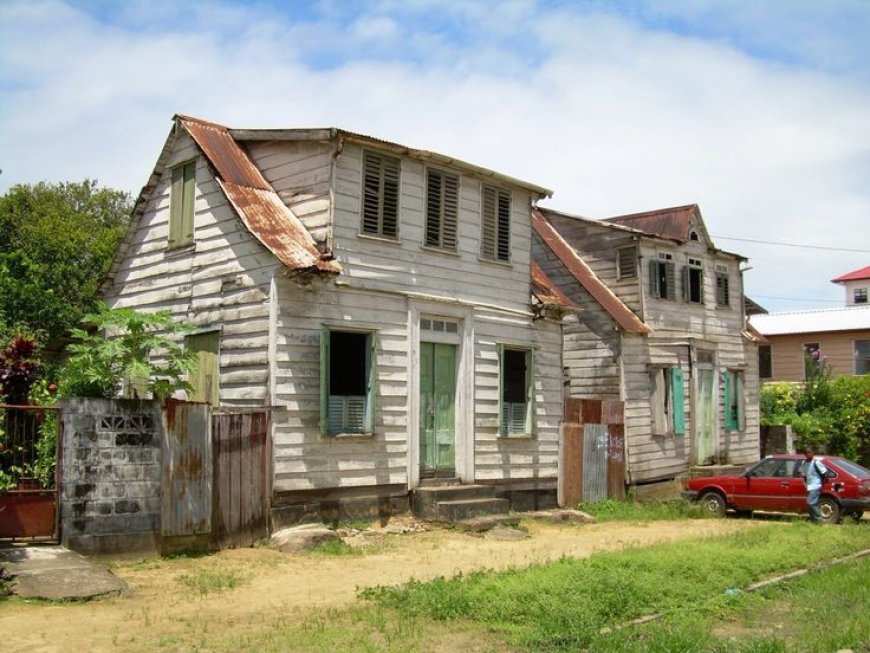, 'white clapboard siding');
102,131,280,407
